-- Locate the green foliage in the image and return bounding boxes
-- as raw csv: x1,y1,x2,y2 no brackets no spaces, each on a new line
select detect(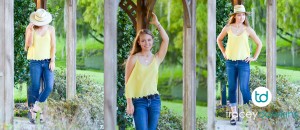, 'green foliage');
14,103,29,117
47,84,104,129
158,106,182,129
249,66,291,92
50,69,95,100
243,0,300,50
46,69,104,129
78,0,104,36
241,67,300,129
154,0,208,99
76,38,104,70
158,65,182,100
117,10,135,129
277,0,300,35
14,85,27,103
216,0,231,82
158,106,207,130
14,109,28,117
55,36,104,70
47,0,65,37
14,0,35,86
